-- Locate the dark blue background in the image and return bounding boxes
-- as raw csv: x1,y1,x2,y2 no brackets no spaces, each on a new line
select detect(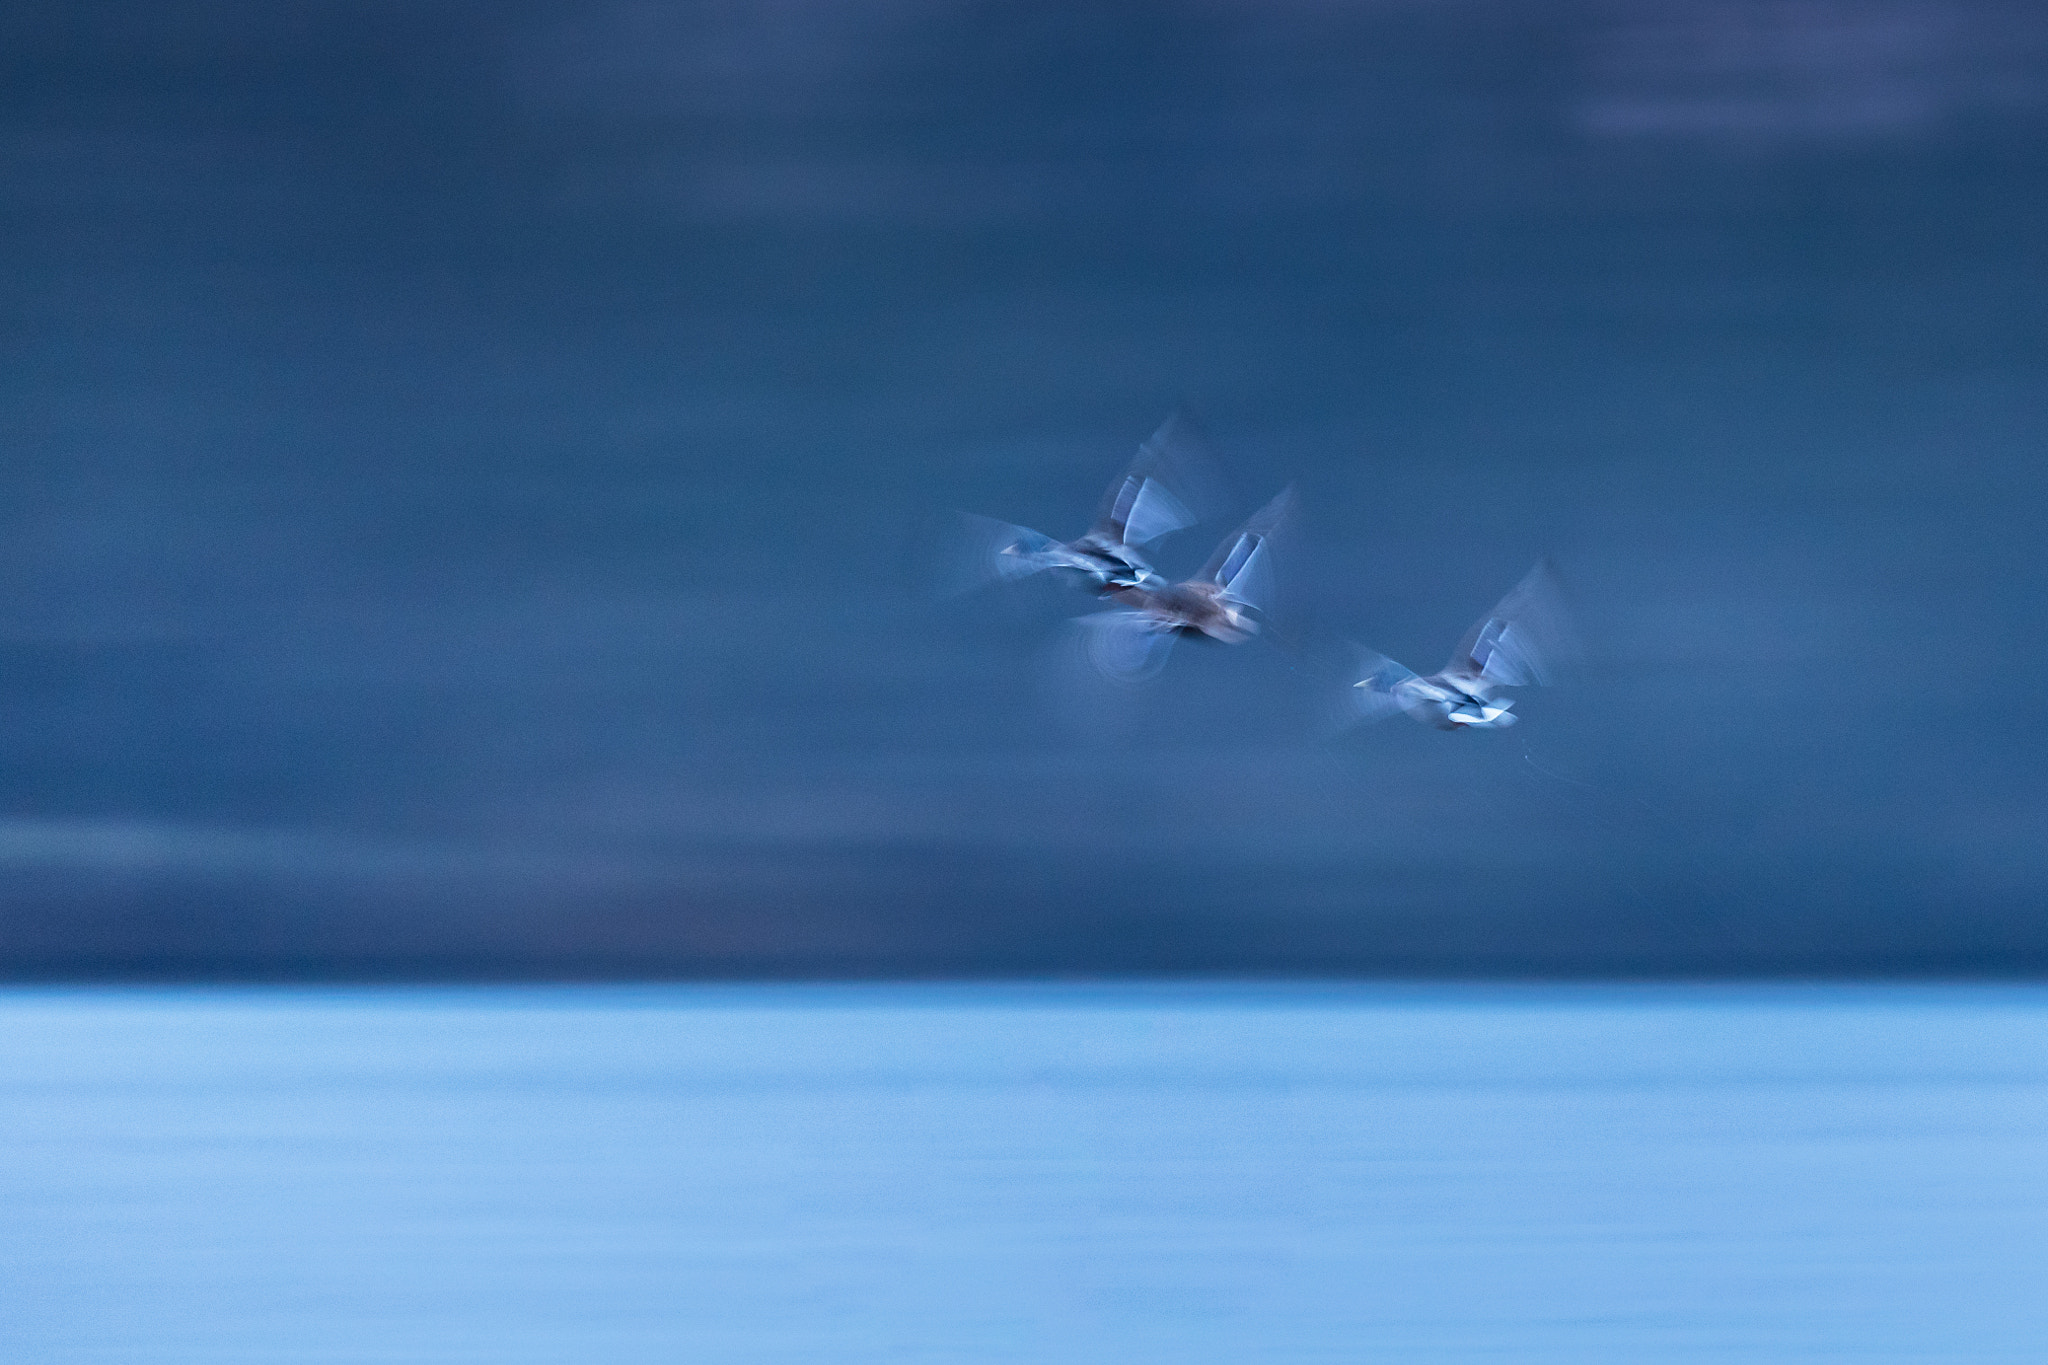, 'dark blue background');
4,1,2045,975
